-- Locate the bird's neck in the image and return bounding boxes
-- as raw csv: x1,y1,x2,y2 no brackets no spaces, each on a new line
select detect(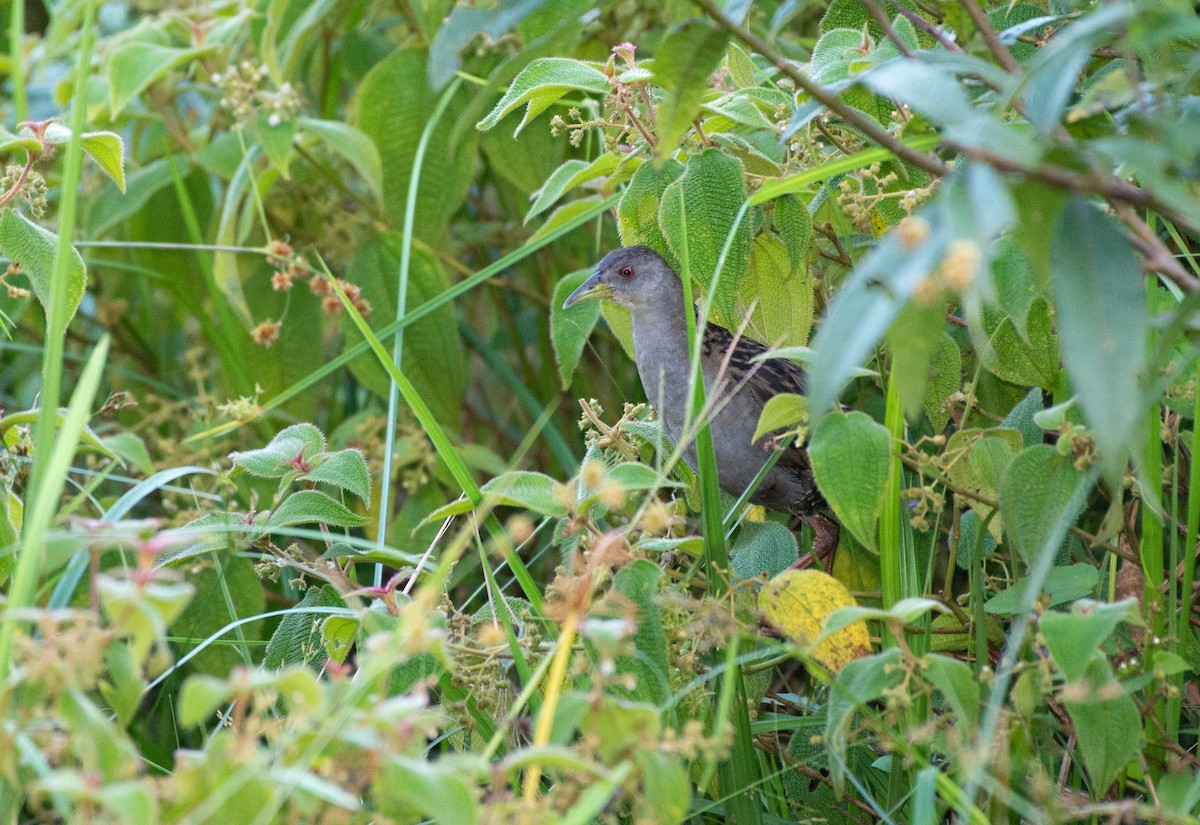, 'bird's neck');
629,295,693,421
